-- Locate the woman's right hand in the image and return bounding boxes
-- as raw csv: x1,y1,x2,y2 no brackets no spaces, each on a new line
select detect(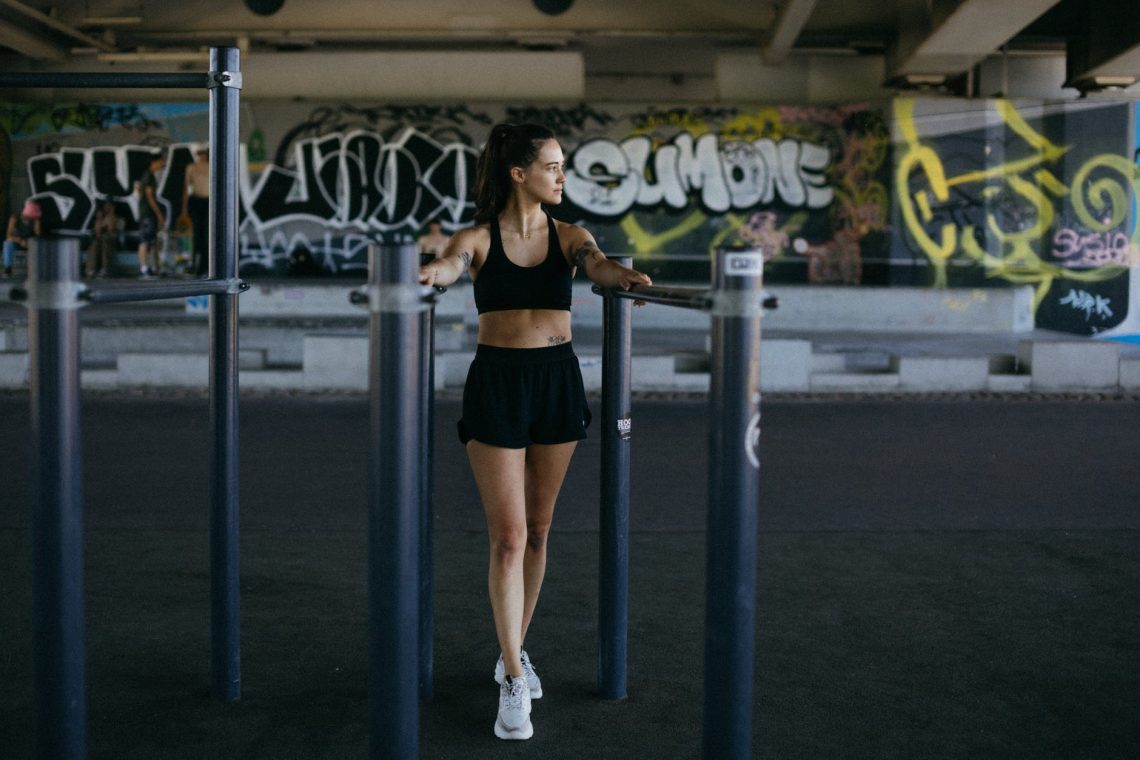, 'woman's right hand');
418,261,438,286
